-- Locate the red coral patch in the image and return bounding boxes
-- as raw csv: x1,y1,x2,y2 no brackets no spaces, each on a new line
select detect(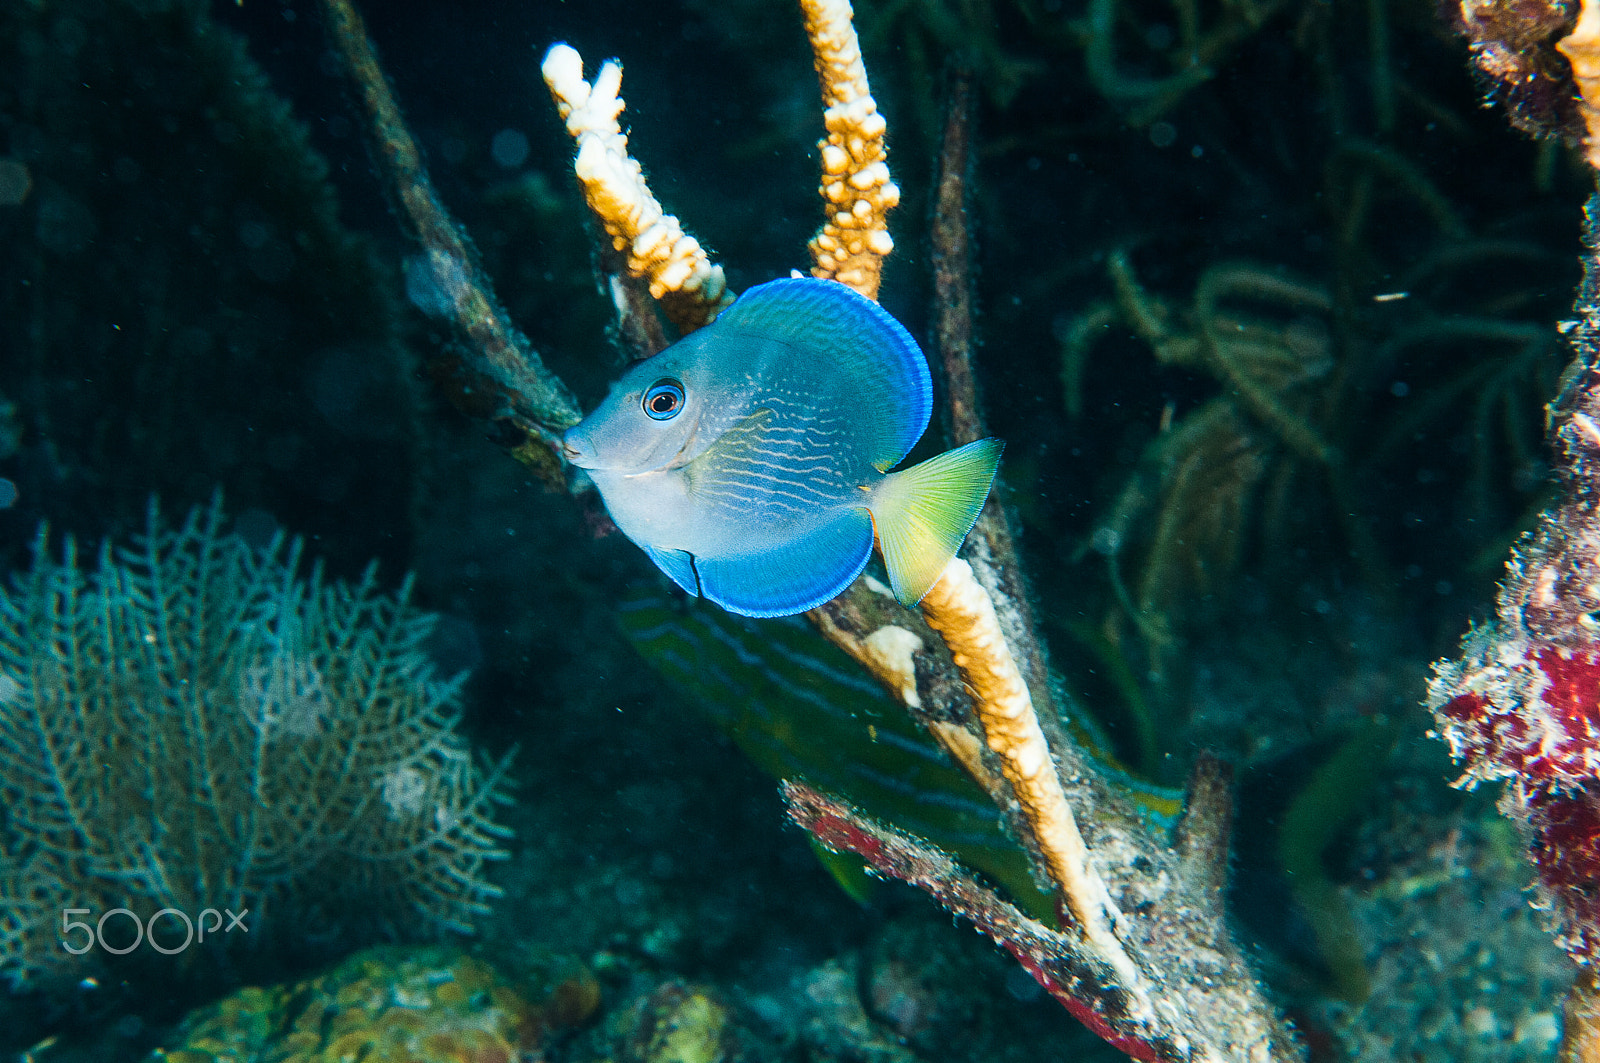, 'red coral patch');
1527,782,1600,962
1439,692,1486,722
1534,647,1600,736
